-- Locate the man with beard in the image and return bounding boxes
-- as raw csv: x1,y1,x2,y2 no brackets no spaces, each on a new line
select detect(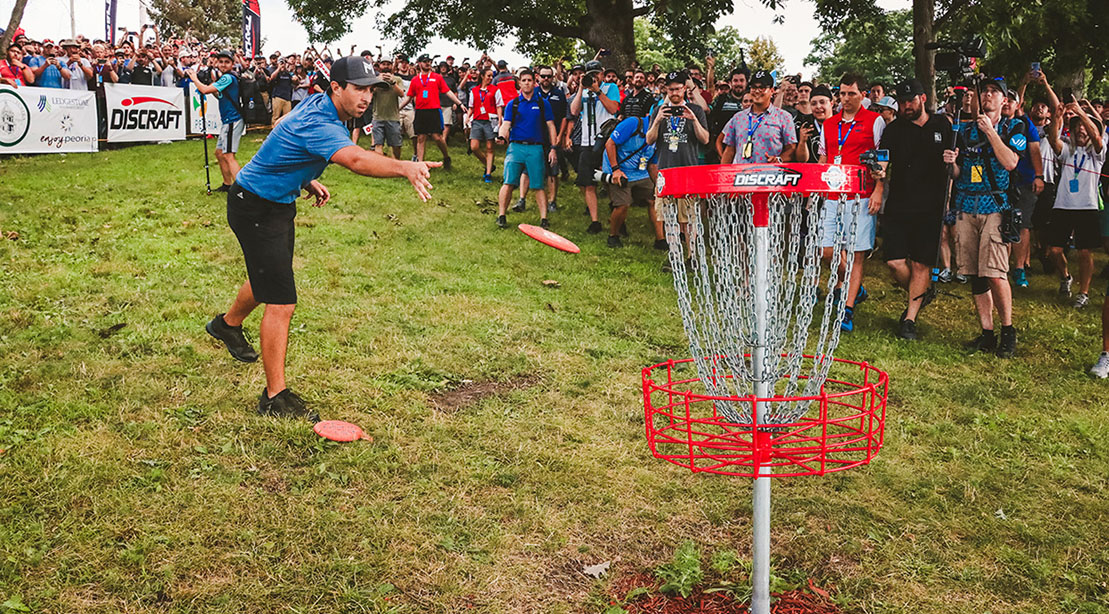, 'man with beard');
620,69,657,118
407,54,464,168
708,67,750,162
872,79,953,339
